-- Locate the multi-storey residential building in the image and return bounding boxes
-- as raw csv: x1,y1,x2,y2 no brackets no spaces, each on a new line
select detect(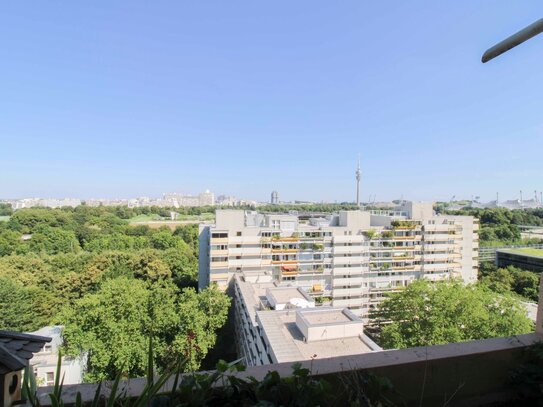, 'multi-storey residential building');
199,202,479,321
233,275,381,366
